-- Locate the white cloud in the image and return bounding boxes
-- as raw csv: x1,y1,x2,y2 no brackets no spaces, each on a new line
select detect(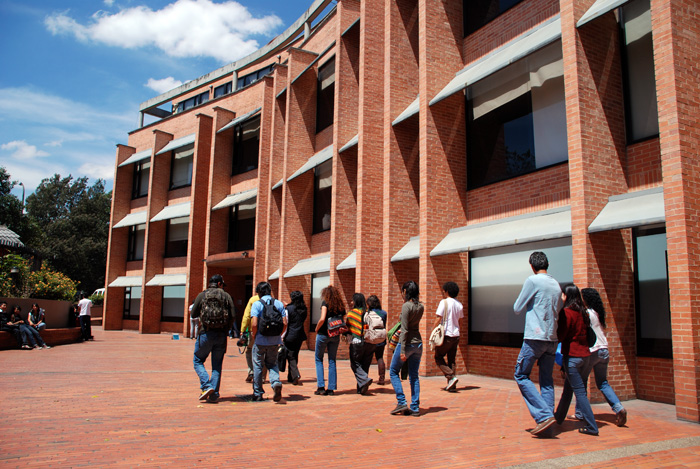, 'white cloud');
146,77,183,93
79,162,115,181
1,140,49,160
104,0,116,6
45,0,283,63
